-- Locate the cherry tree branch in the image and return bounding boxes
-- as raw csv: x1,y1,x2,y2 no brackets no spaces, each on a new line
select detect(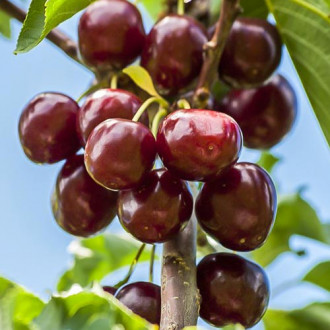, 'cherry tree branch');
194,0,241,108
0,0,83,66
